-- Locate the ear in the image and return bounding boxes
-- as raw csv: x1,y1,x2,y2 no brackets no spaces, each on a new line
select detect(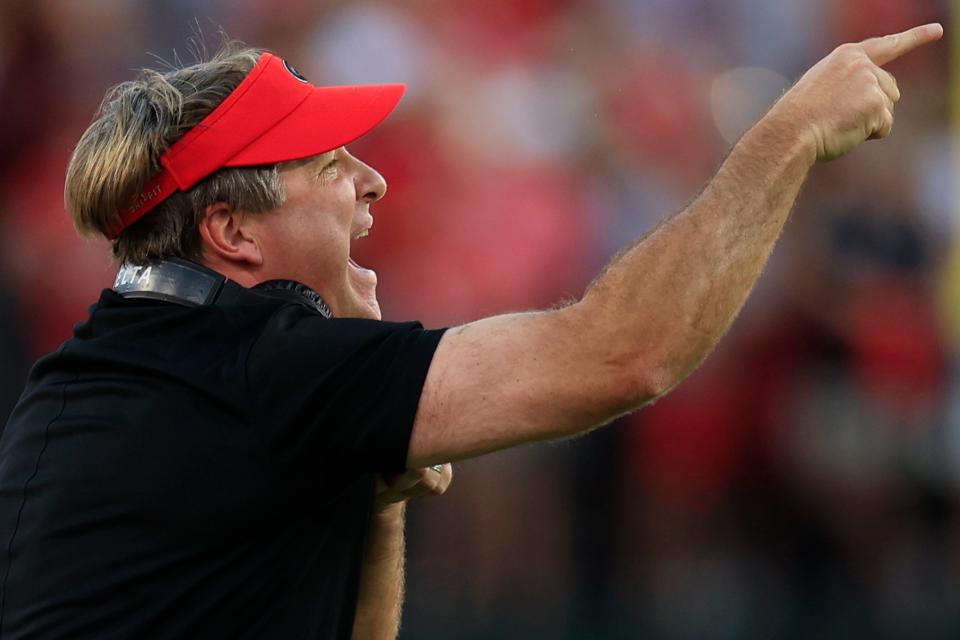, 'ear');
198,202,263,267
